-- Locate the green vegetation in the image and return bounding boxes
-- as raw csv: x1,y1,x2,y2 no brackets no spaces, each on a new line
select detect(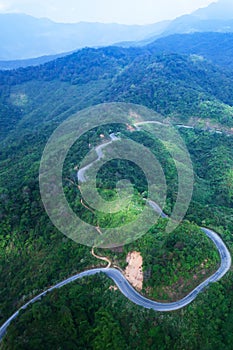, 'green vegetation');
2,272,233,350
96,219,220,302
148,32,233,70
109,53,233,125
132,221,219,301
1,39,233,349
